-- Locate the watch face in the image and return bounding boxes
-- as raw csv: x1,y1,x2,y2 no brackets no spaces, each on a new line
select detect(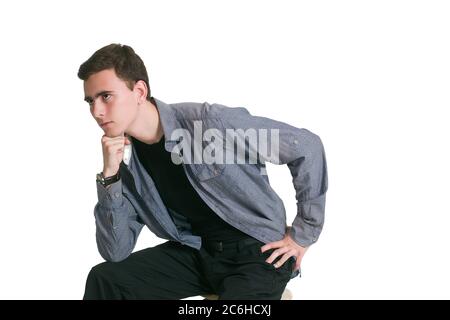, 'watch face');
96,173,103,182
